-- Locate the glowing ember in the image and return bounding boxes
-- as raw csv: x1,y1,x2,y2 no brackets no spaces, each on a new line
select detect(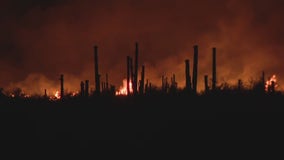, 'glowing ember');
116,79,133,96
54,91,61,99
71,91,79,97
265,74,278,92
